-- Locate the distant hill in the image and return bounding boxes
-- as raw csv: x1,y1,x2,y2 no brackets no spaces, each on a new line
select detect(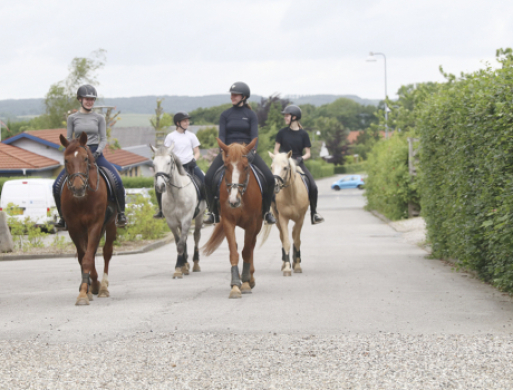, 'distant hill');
0,94,380,118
